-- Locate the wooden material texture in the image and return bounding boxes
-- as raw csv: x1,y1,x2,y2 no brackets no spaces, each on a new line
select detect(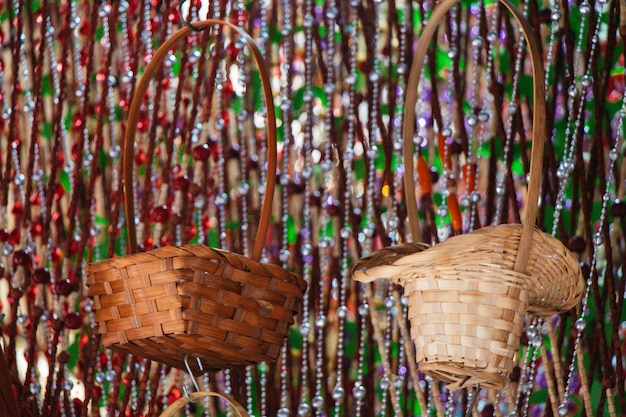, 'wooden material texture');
87,19,305,372
159,391,249,417
353,0,584,390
